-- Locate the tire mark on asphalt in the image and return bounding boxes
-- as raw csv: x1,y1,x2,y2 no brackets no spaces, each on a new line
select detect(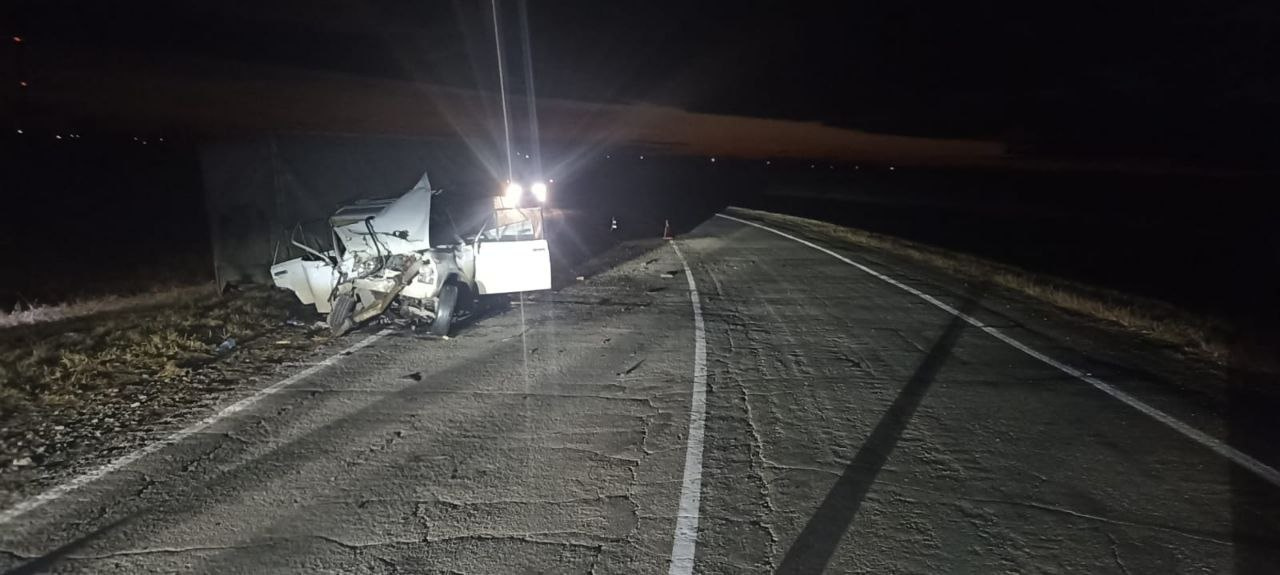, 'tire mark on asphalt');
776,289,981,574
717,213,1280,490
